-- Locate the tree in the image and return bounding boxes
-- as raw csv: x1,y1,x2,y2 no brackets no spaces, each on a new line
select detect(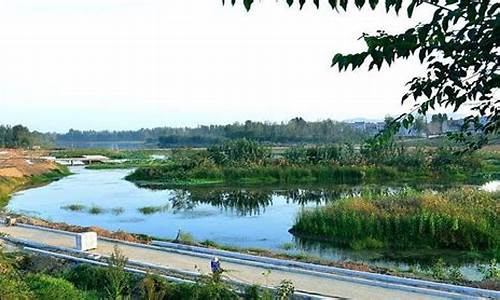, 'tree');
225,0,499,150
